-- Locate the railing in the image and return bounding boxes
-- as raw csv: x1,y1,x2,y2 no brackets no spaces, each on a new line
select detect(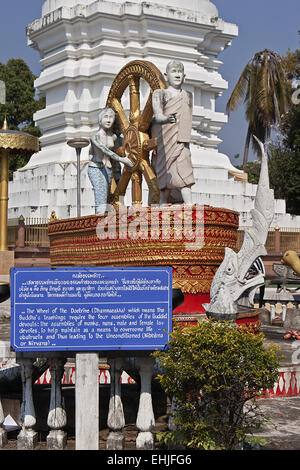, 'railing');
279,228,300,252
8,217,300,252
8,216,50,248
0,354,156,451
24,217,50,247
236,227,300,253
